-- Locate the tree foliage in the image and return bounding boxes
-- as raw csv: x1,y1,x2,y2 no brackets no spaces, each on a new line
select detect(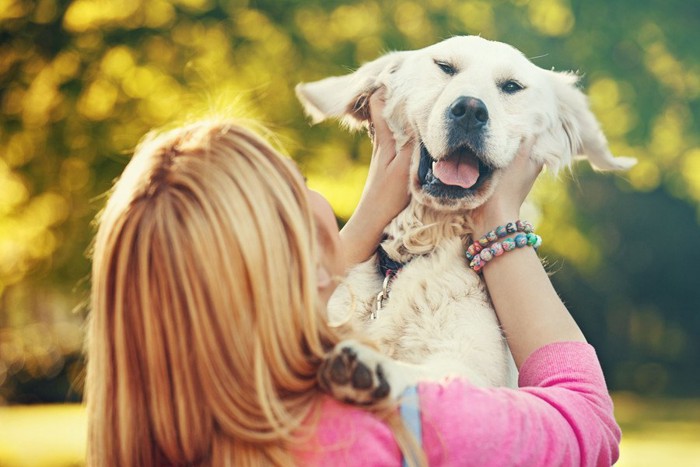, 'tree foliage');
0,0,698,401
